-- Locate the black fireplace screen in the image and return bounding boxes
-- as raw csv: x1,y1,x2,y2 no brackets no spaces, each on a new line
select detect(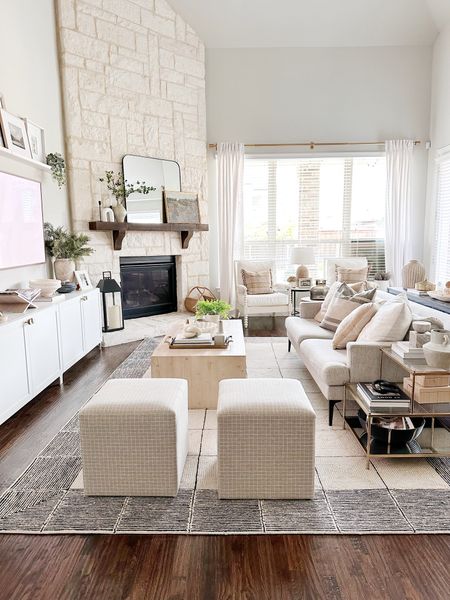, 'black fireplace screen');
120,256,177,319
